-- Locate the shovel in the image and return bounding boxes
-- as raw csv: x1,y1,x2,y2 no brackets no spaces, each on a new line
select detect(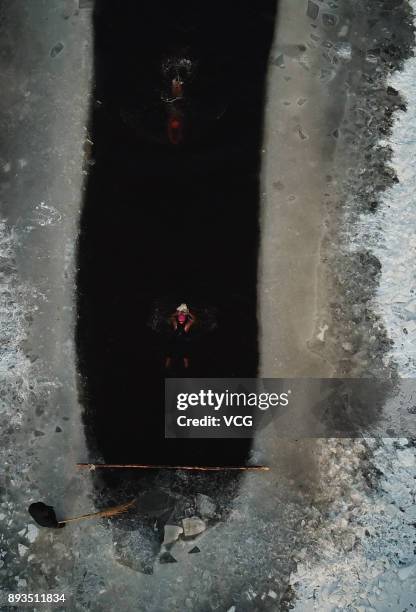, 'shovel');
28,499,136,529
